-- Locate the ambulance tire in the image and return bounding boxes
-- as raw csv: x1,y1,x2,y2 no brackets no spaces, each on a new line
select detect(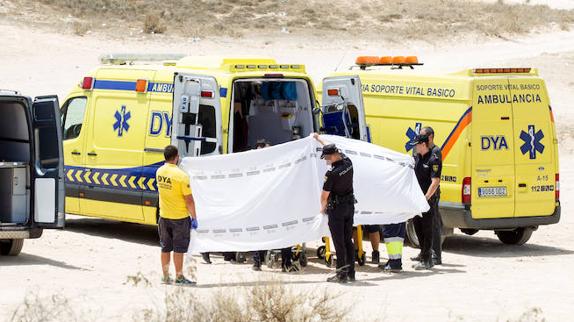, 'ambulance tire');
0,239,24,256
405,220,420,248
317,246,326,260
405,220,446,248
460,229,479,236
495,228,534,245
